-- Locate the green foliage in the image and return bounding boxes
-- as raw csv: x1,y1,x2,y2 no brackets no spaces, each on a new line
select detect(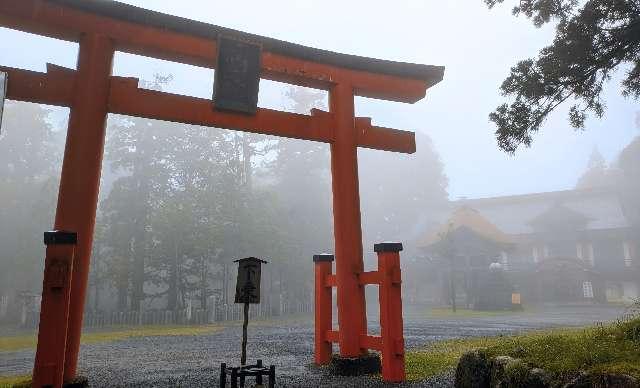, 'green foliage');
0,324,223,353
484,317,640,379
485,0,640,152
406,337,500,380
407,315,640,382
